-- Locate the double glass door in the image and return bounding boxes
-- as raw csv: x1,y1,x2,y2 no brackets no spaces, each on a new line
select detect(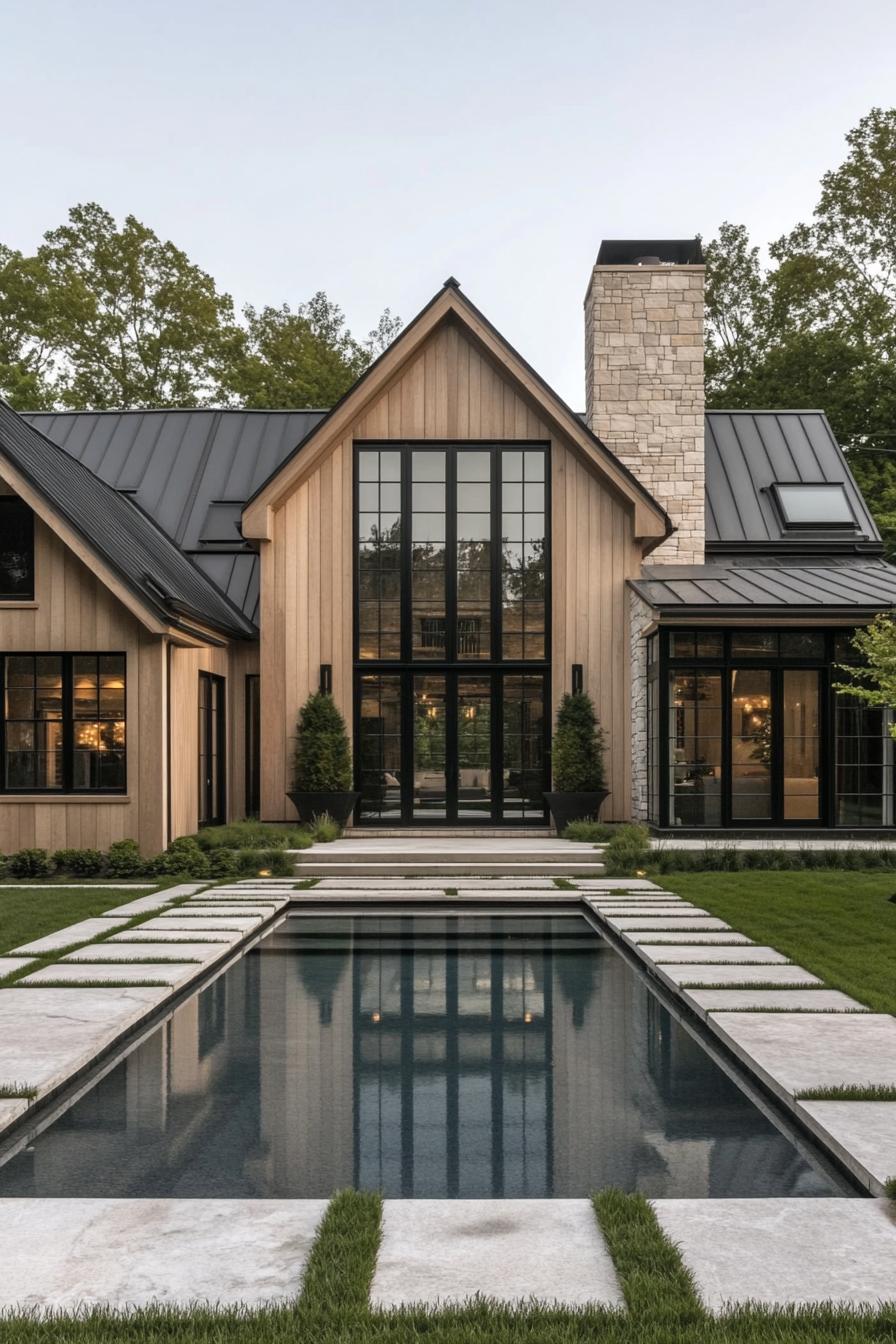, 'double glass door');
357,670,547,824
